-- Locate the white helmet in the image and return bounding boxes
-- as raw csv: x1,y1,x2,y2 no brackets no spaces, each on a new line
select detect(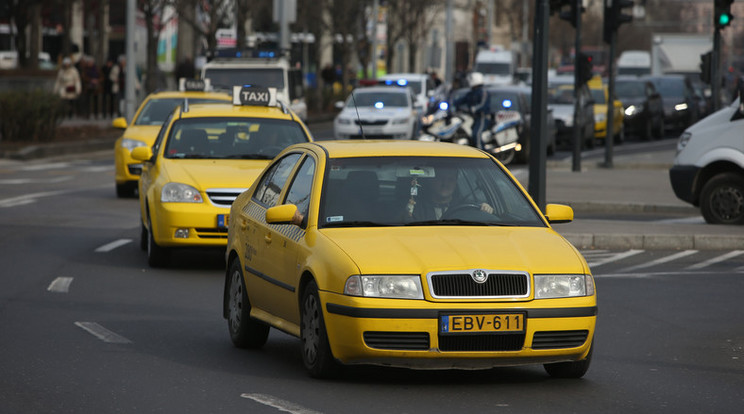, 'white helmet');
468,72,484,87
